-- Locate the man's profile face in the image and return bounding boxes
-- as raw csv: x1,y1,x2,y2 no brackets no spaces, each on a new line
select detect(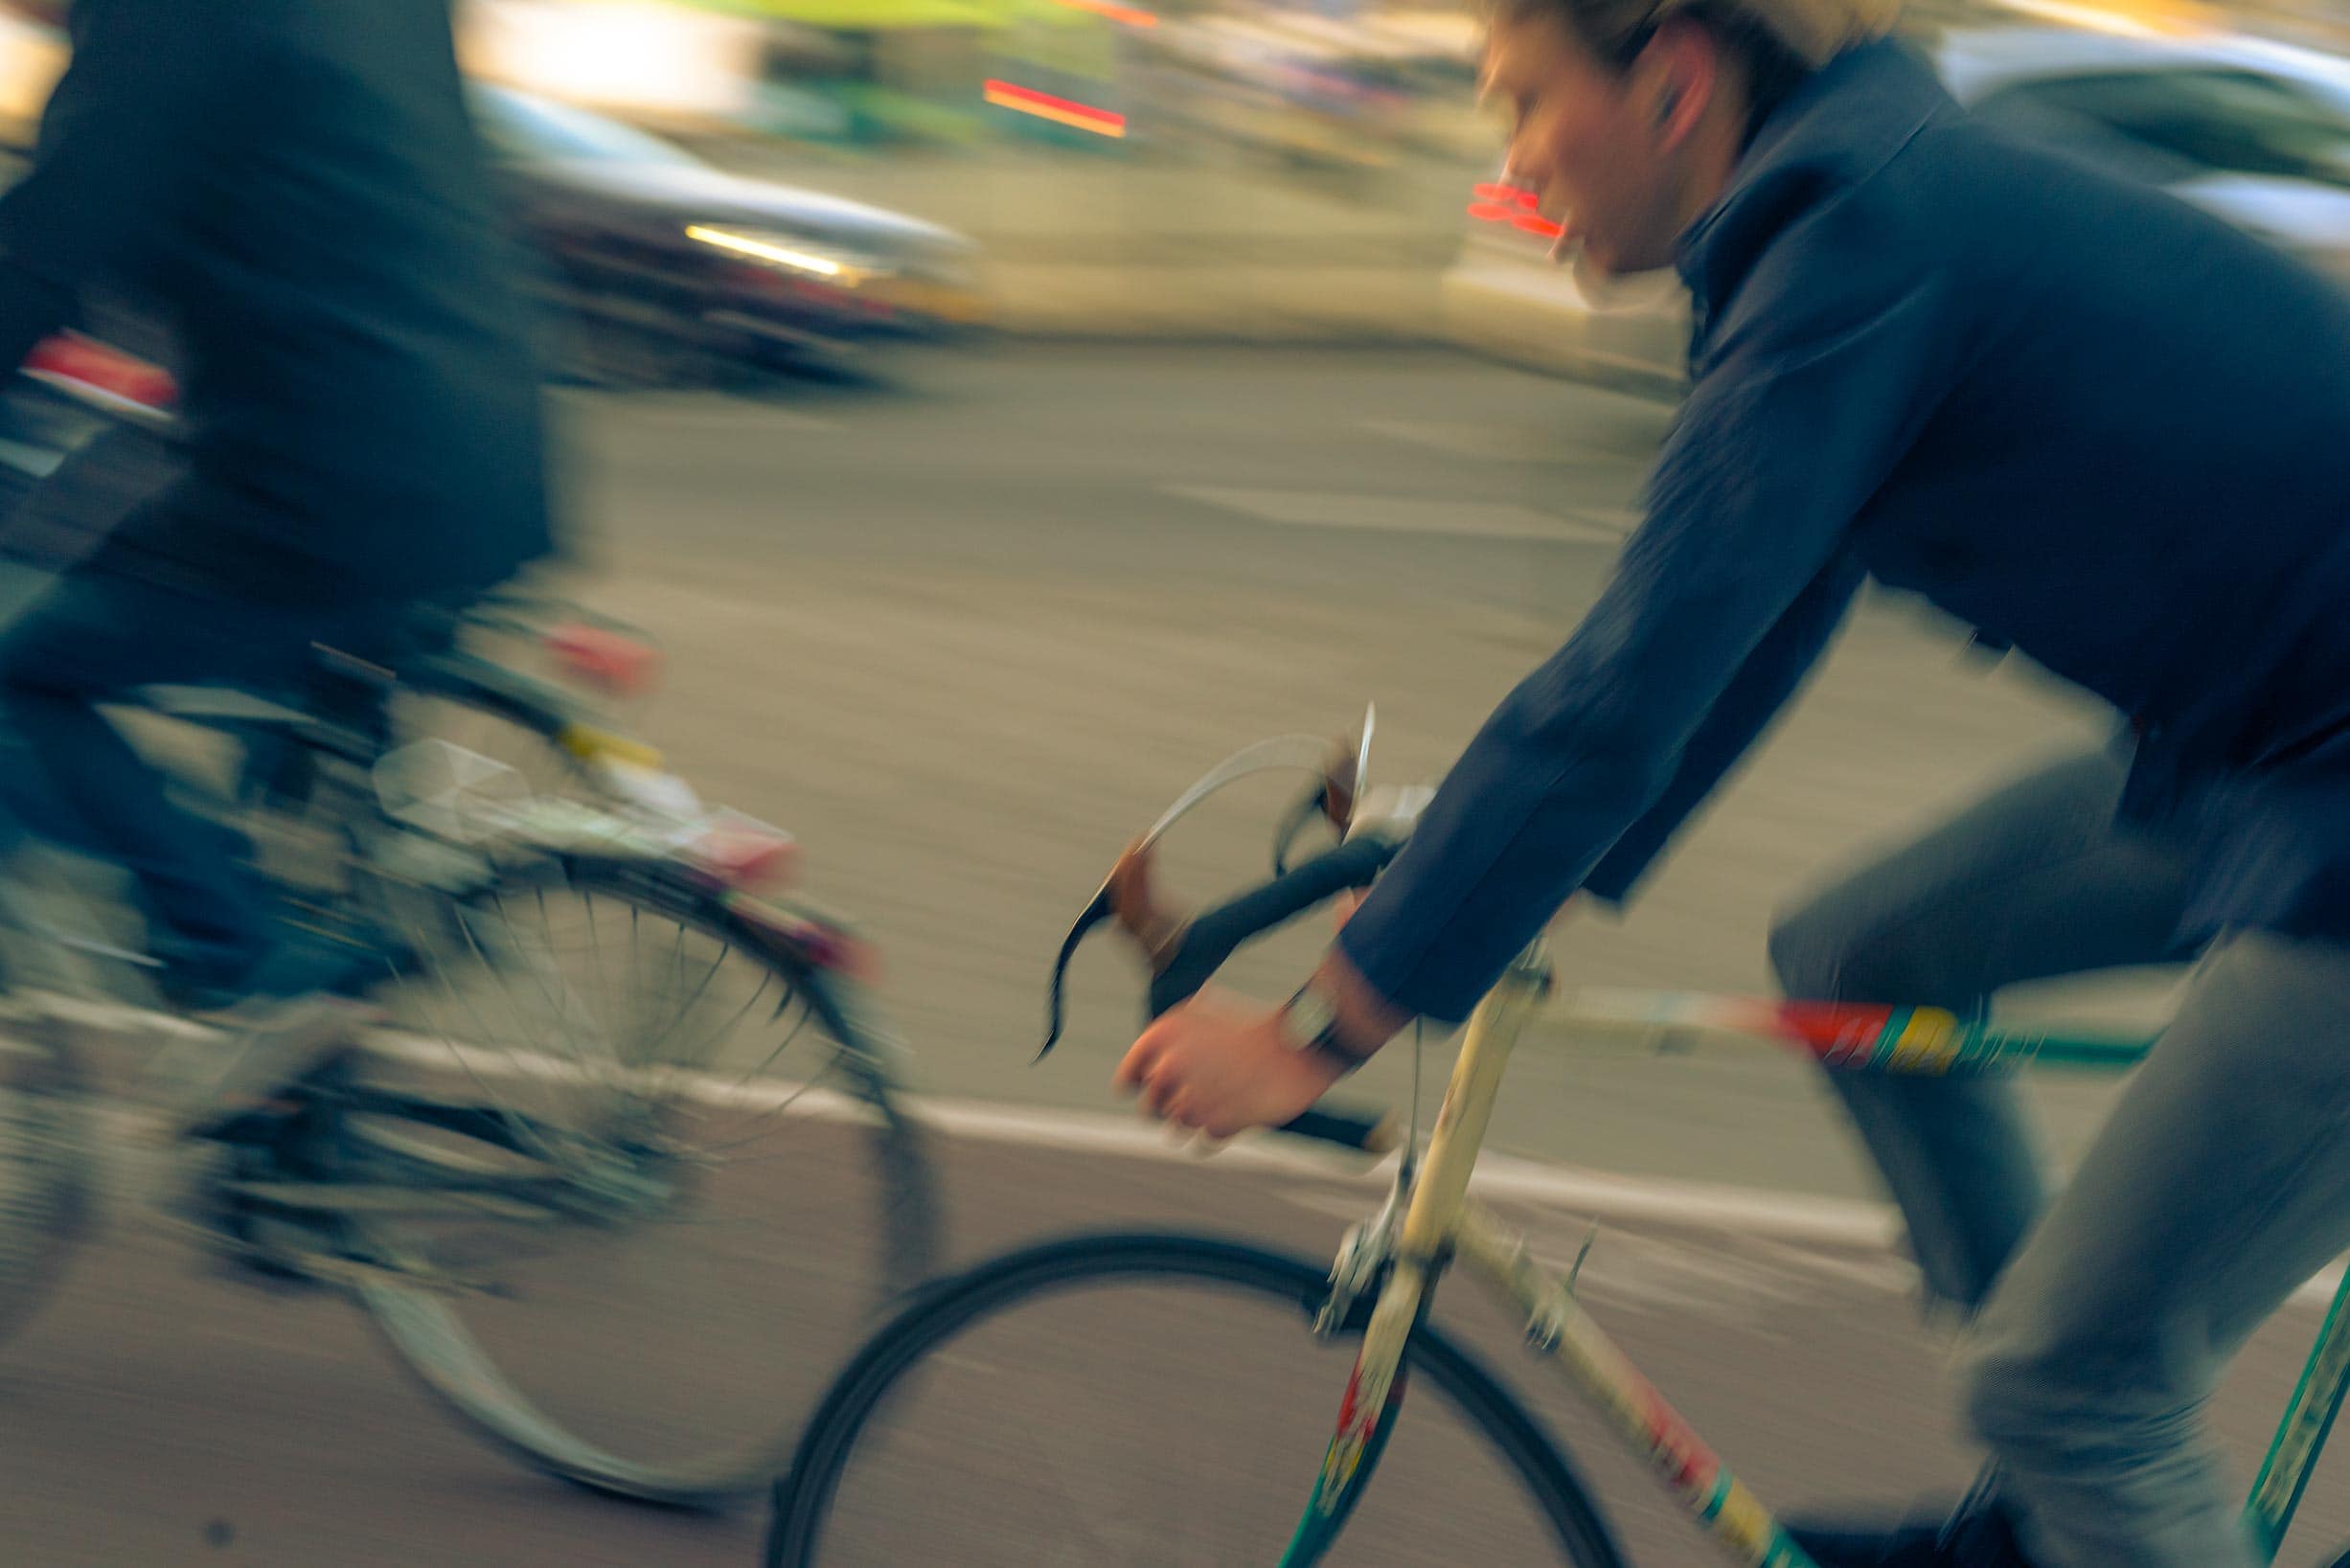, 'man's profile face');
1482,11,1685,277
